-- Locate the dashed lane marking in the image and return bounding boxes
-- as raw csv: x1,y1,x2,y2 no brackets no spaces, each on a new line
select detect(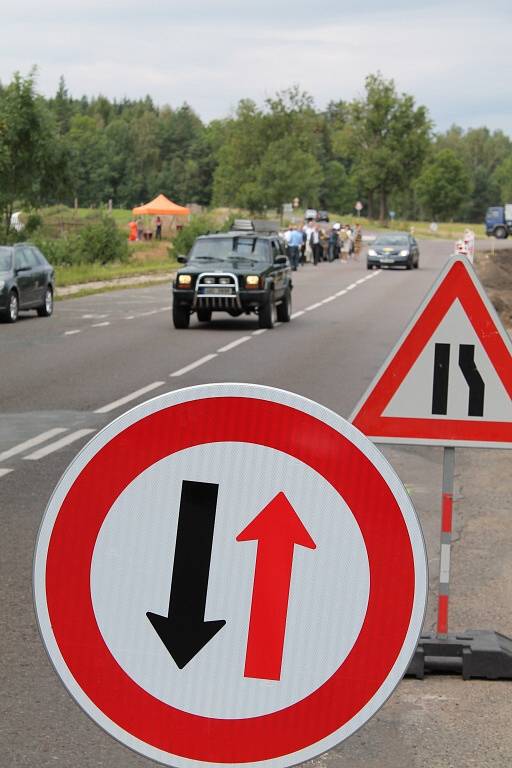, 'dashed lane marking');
305,302,322,311
252,328,267,336
64,330,81,336
217,336,251,353
170,354,218,377
91,322,110,328
290,310,305,319
0,468,14,479
0,428,69,462
23,429,96,461
94,382,166,414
